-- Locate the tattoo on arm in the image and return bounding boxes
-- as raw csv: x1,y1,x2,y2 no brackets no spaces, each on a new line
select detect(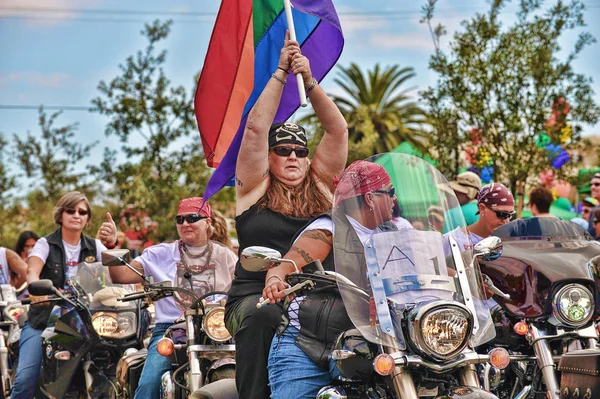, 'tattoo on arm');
291,246,314,264
235,176,243,187
261,168,269,178
303,229,333,246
